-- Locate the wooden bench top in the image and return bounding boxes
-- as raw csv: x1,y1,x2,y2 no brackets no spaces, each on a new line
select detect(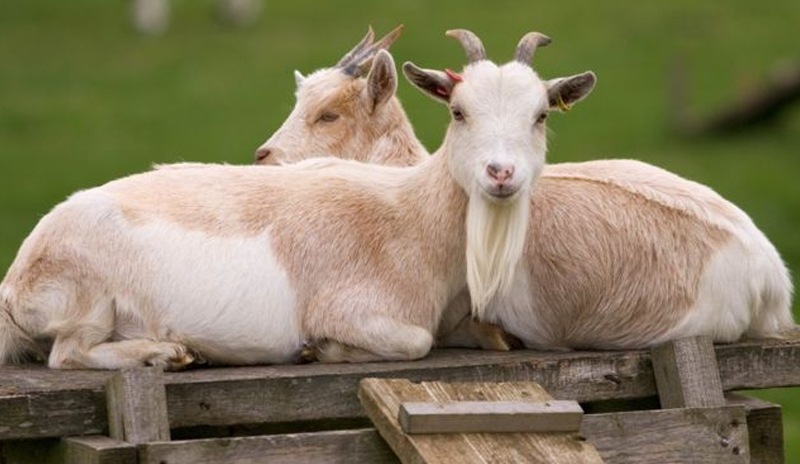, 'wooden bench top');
2,336,799,441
